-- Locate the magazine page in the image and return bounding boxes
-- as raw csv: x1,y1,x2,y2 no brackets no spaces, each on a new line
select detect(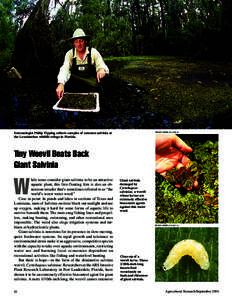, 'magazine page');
1,129,230,299
1,129,155,298
2,1,232,298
